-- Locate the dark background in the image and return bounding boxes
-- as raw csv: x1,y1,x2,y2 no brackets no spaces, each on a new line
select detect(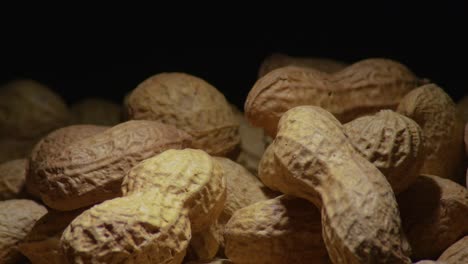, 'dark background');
1,5,467,110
